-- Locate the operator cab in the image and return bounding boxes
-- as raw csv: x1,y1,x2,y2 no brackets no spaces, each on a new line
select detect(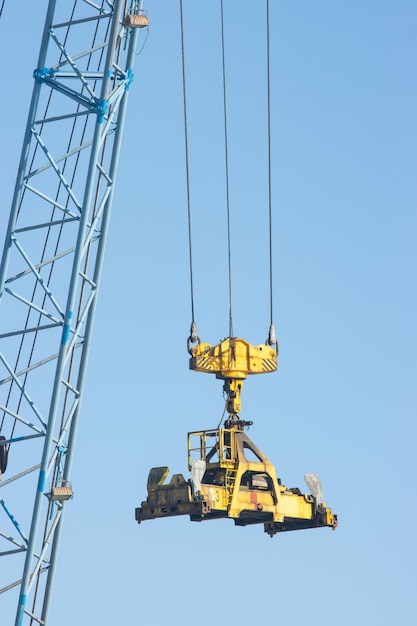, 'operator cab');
202,468,226,486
